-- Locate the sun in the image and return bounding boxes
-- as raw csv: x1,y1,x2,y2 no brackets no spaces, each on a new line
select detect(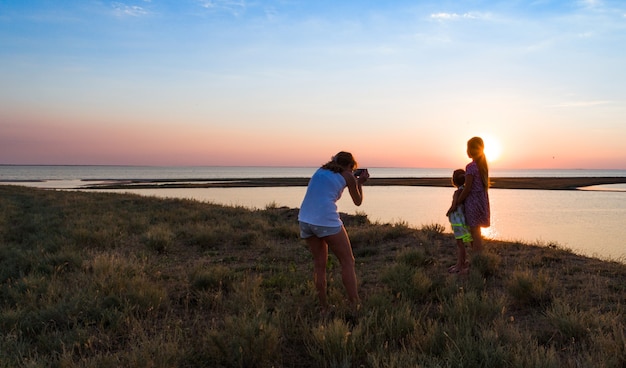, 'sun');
481,135,502,162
